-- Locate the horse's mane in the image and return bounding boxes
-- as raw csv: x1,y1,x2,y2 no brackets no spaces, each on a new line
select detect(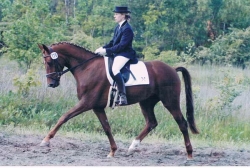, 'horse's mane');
50,41,100,56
